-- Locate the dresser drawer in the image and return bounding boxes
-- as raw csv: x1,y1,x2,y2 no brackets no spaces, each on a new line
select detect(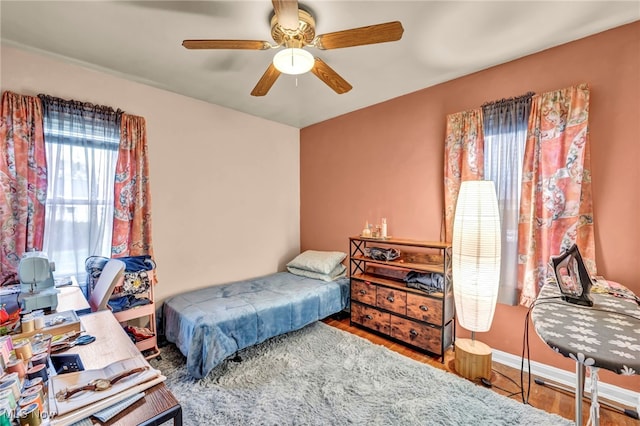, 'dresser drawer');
390,316,440,354
351,280,377,305
351,303,390,334
376,287,407,316
406,293,442,324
